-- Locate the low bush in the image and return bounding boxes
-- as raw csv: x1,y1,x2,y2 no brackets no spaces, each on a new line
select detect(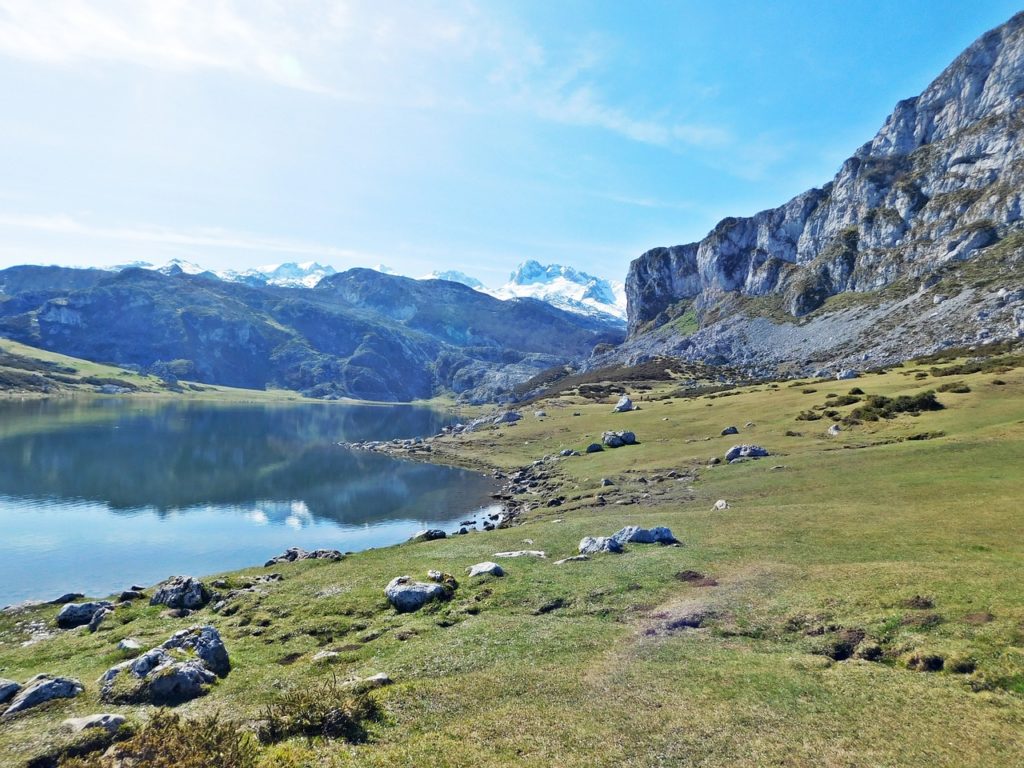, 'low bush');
257,674,380,744
845,391,943,423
